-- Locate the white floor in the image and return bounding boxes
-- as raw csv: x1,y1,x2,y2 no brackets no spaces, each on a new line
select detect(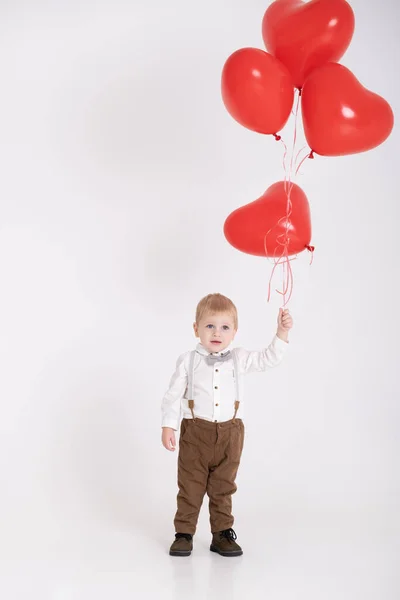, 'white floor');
1,511,398,600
